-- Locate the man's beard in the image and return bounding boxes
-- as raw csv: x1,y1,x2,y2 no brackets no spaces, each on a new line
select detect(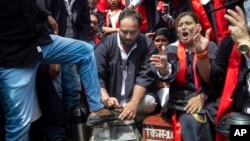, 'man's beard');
120,37,135,48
